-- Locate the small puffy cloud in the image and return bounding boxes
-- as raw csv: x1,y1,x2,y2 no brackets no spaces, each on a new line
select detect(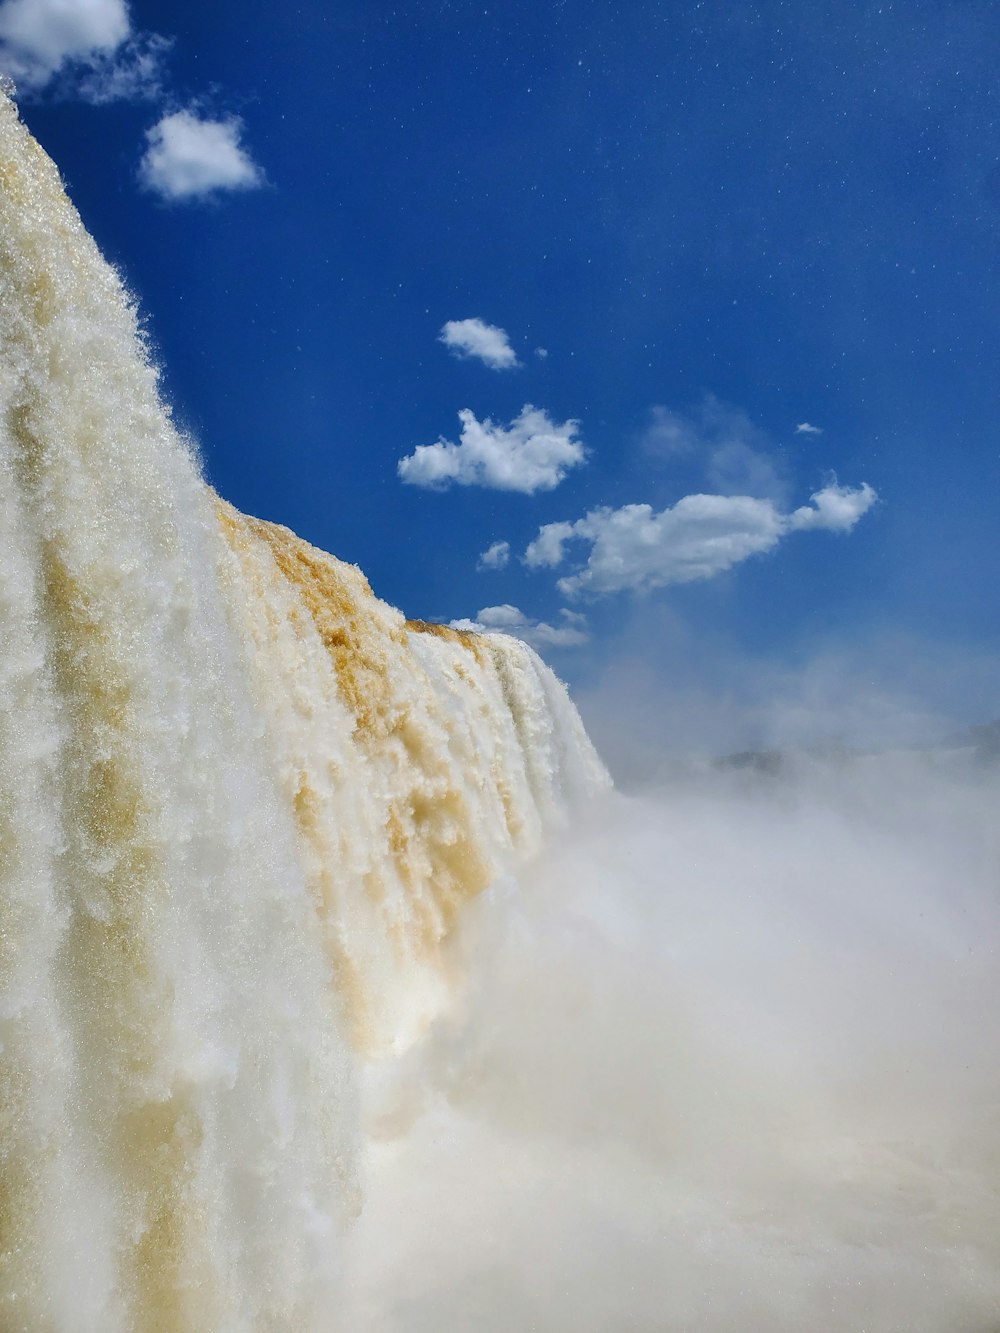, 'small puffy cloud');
523,520,576,570
796,422,824,435
789,481,877,532
139,109,263,202
439,318,519,370
474,604,530,629
525,480,877,599
450,604,589,650
535,346,549,360
398,404,586,494
641,396,788,503
477,540,511,571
